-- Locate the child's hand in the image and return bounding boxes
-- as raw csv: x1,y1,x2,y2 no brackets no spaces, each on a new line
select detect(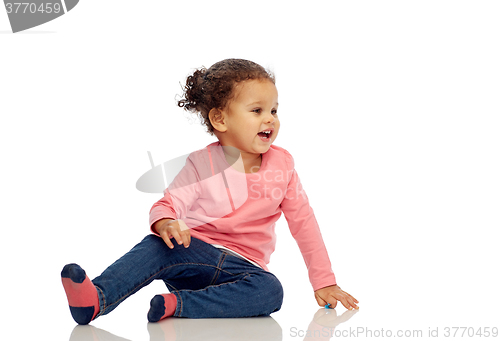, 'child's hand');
153,219,191,249
314,285,359,310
